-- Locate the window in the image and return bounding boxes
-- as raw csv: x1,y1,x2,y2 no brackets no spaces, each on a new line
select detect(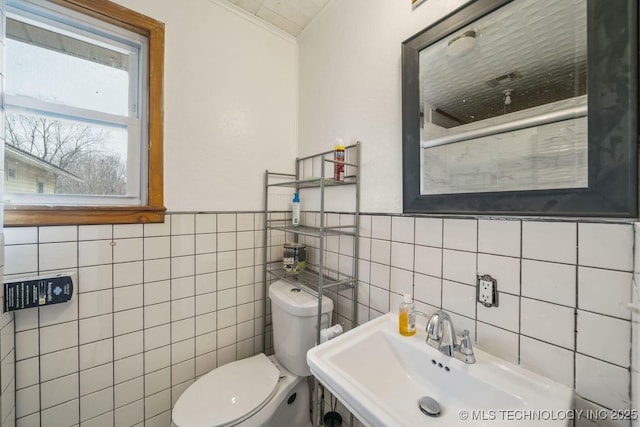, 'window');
7,167,16,181
4,0,165,226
